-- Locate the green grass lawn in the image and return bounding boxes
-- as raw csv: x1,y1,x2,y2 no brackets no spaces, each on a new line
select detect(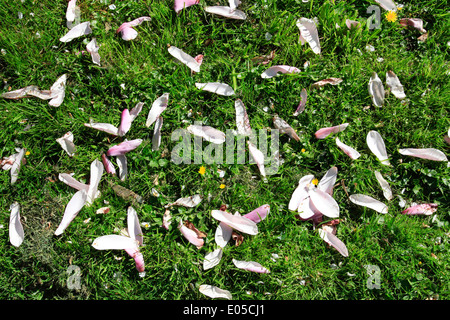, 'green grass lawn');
0,0,449,300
